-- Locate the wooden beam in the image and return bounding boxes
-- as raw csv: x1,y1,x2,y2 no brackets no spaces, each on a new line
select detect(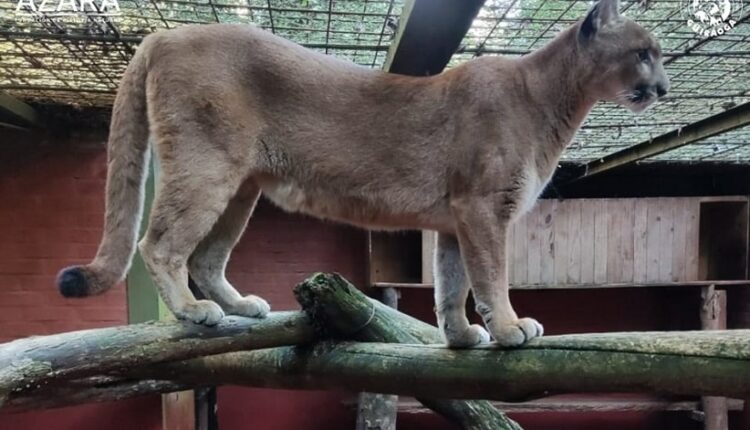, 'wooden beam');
0,92,39,128
126,153,166,323
372,280,750,290
354,397,746,414
700,286,729,430
571,102,750,181
384,0,485,76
